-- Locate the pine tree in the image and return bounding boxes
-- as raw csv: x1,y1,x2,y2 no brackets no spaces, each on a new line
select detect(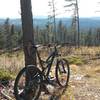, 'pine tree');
0,27,4,49
3,18,11,51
